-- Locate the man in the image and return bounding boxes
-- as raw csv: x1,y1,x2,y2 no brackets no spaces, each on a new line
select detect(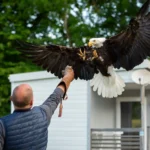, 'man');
0,66,74,150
